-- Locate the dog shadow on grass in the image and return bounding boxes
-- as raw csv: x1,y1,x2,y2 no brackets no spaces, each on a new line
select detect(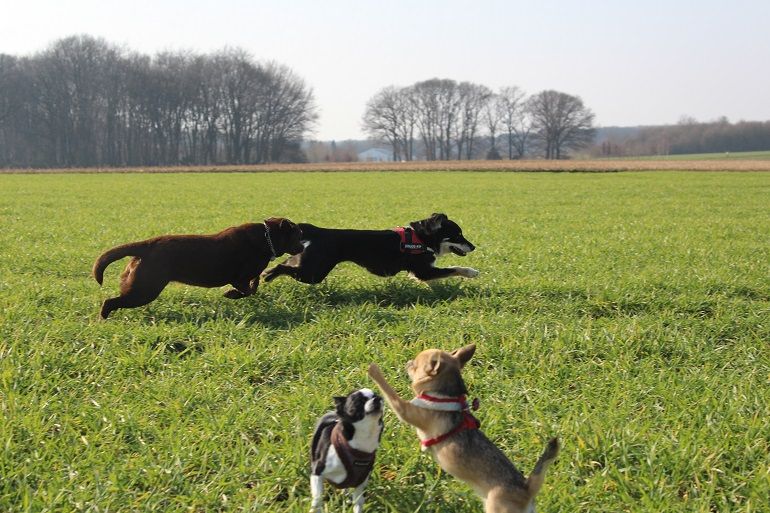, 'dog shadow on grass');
314,280,472,308
140,298,312,330
137,280,473,328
